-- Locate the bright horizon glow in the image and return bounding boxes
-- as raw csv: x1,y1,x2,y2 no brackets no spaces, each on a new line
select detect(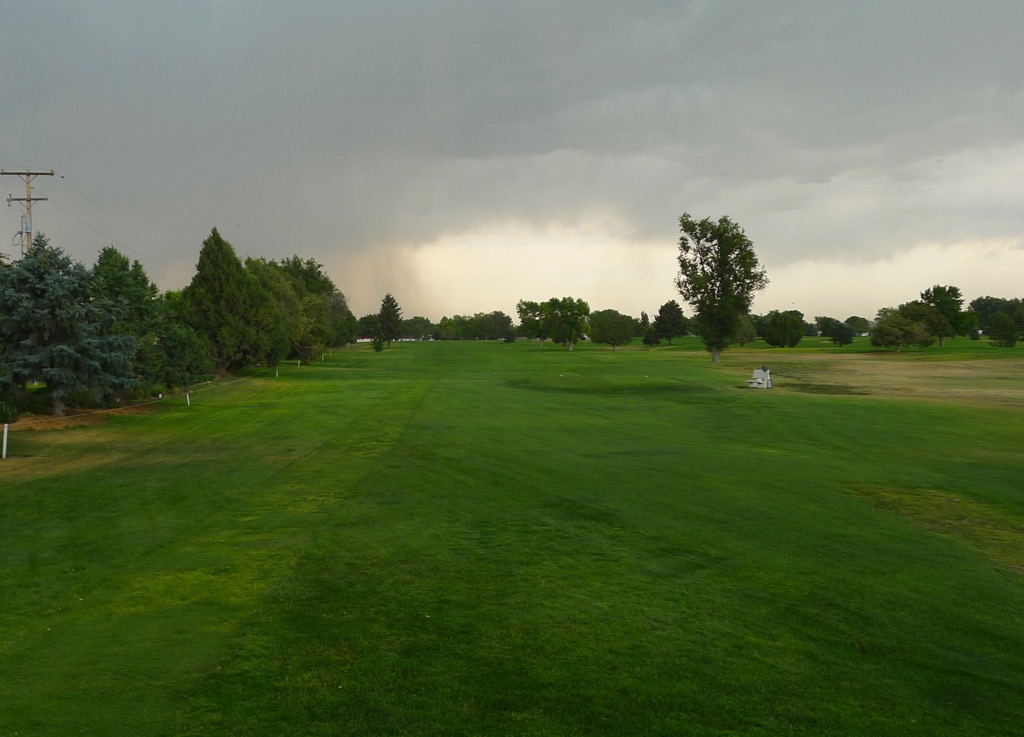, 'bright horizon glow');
334,224,1023,323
